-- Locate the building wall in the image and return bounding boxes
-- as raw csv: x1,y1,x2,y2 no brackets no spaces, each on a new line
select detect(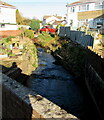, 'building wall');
0,24,18,31
0,5,17,30
45,16,60,24
67,1,104,29
0,30,22,38
67,11,78,29
0,6,16,24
